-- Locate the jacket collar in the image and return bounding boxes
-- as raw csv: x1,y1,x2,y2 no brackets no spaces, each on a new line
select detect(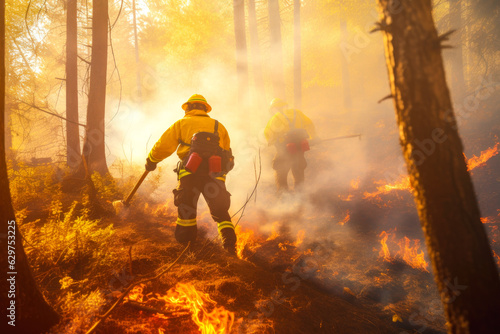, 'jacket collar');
184,109,210,117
